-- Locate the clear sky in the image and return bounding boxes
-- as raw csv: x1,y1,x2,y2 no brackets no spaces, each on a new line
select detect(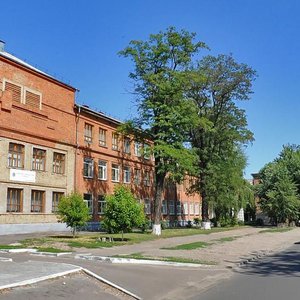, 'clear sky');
1,0,300,178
